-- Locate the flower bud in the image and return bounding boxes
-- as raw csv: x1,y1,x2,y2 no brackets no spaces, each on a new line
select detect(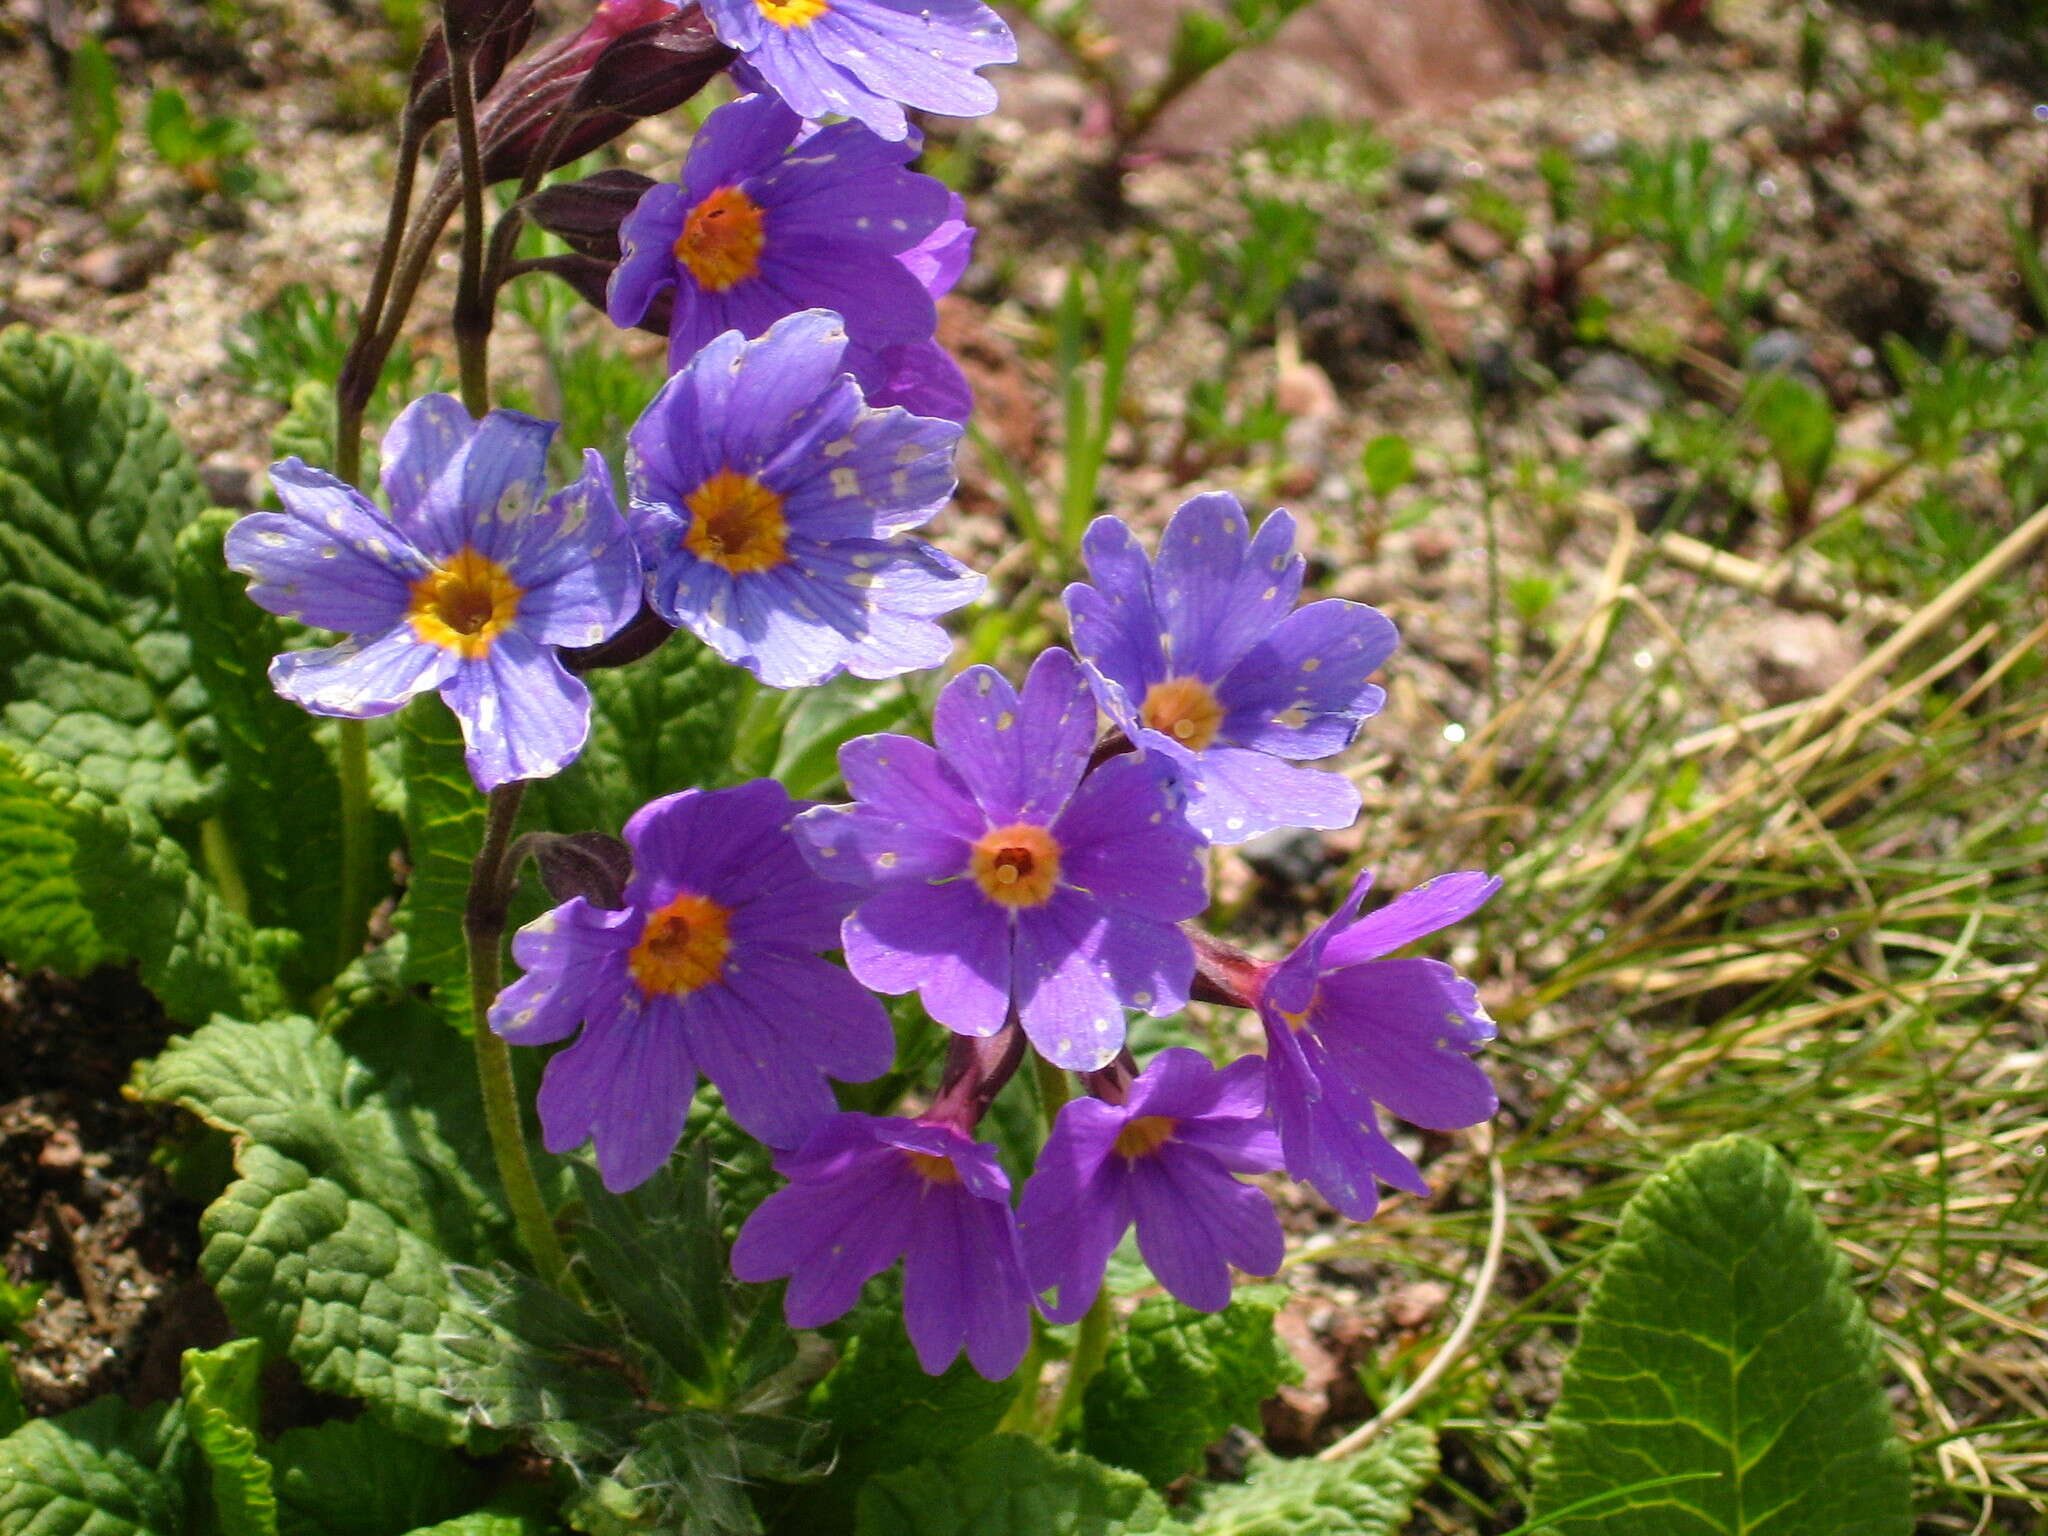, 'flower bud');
405,10,535,137
525,831,634,910
522,169,653,261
